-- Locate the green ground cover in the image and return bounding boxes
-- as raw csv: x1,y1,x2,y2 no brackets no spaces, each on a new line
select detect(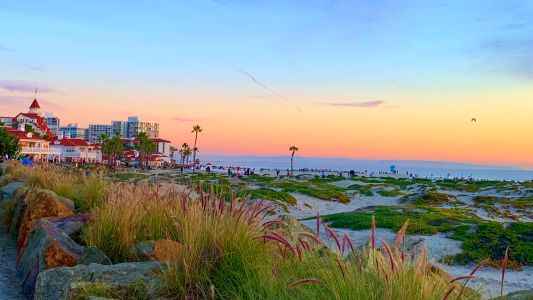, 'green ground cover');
319,205,533,267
